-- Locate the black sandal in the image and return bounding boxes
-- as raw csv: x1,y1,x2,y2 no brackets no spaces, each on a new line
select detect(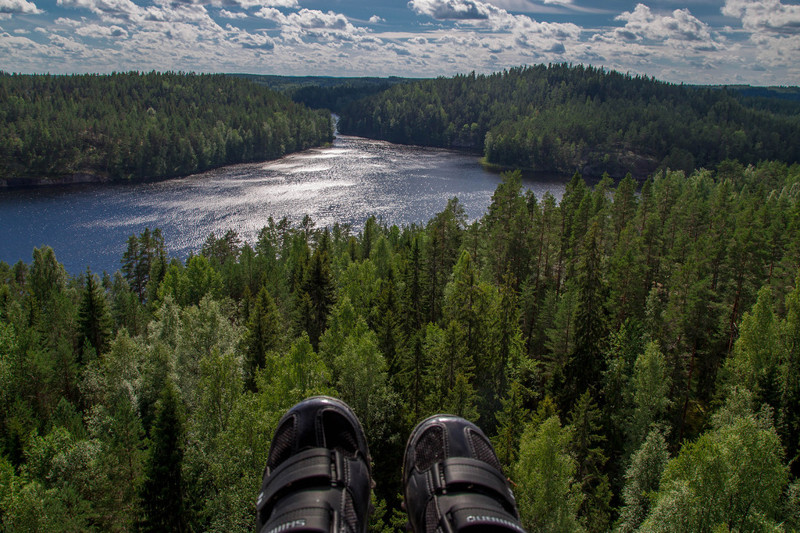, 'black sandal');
256,396,373,533
403,414,525,533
